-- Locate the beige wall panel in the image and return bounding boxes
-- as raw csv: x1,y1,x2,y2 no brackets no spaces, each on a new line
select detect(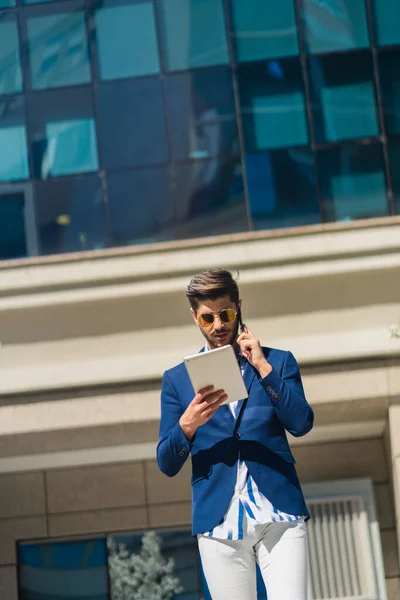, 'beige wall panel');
386,577,400,600
0,517,46,565
390,406,400,459
375,483,396,531
0,473,45,519
145,460,191,505
381,529,400,578
46,462,146,514
0,566,17,600
49,506,147,537
148,502,192,529
294,439,388,484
